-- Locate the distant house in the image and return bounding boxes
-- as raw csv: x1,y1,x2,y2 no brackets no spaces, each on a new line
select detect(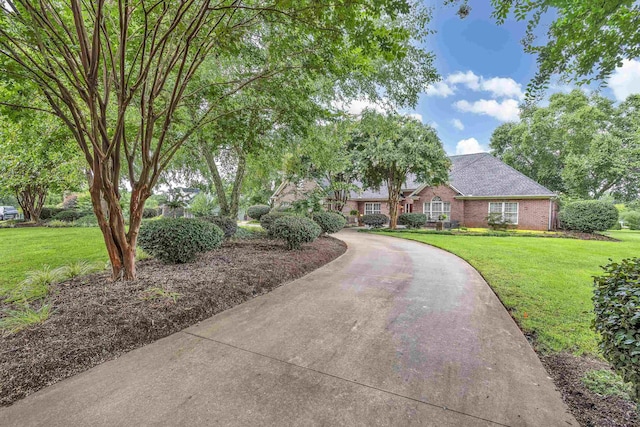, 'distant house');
270,153,558,231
